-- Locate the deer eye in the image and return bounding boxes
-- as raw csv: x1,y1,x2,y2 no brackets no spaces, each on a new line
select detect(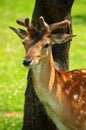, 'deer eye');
42,43,49,49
